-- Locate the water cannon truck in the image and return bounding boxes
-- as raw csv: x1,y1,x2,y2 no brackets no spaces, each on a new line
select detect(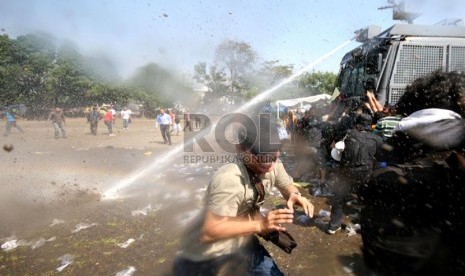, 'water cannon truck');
337,7,465,273
336,20,465,107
